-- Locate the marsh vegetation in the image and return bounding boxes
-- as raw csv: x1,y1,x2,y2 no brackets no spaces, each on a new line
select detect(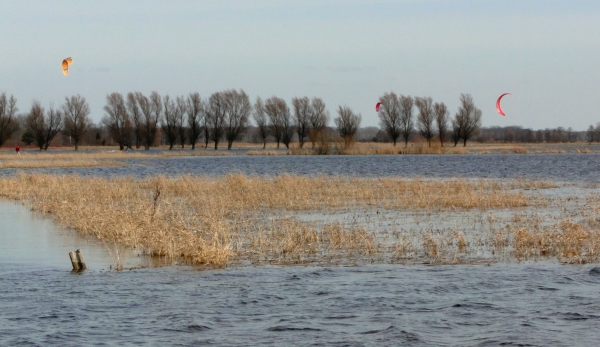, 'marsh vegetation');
0,174,597,268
